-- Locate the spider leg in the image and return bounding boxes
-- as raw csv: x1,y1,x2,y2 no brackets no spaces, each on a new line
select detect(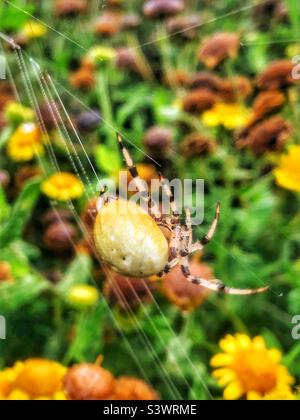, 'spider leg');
117,133,161,221
159,173,180,224
179,255,268,295
190,202,221,253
